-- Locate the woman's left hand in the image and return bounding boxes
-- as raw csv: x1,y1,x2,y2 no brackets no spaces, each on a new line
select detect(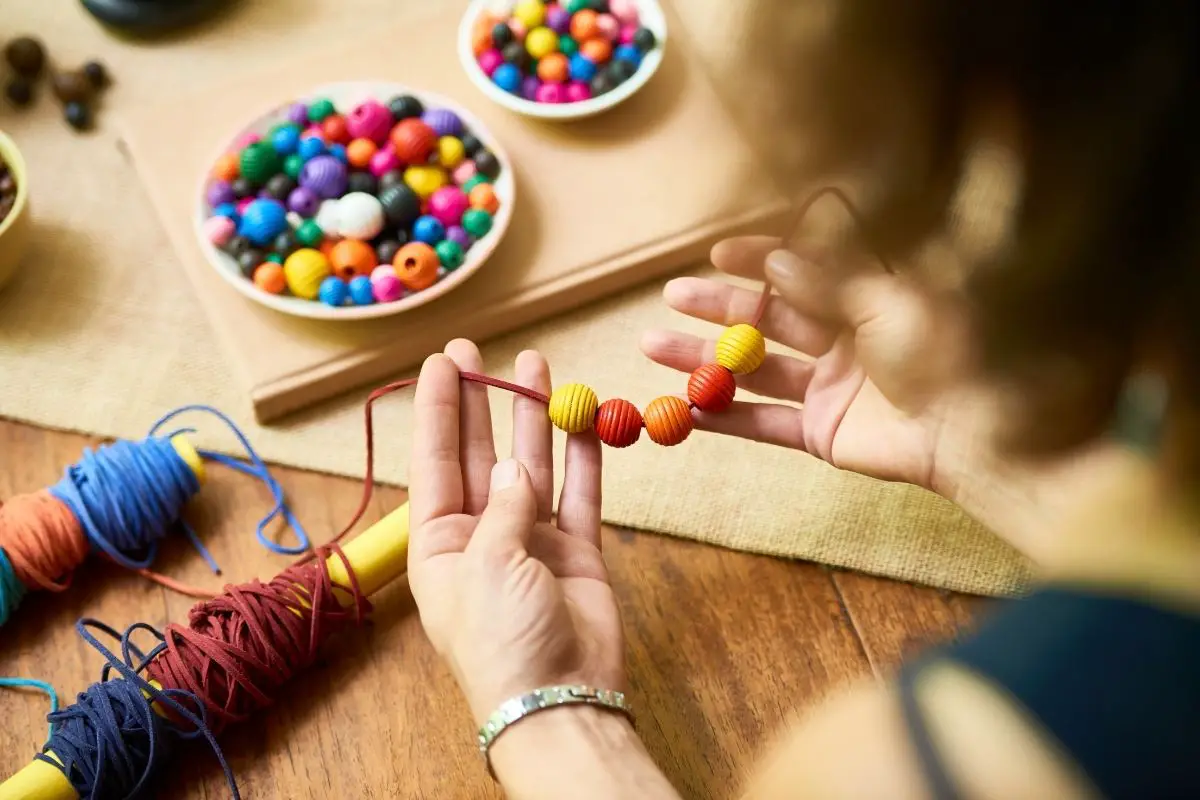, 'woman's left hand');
406,340,626,726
